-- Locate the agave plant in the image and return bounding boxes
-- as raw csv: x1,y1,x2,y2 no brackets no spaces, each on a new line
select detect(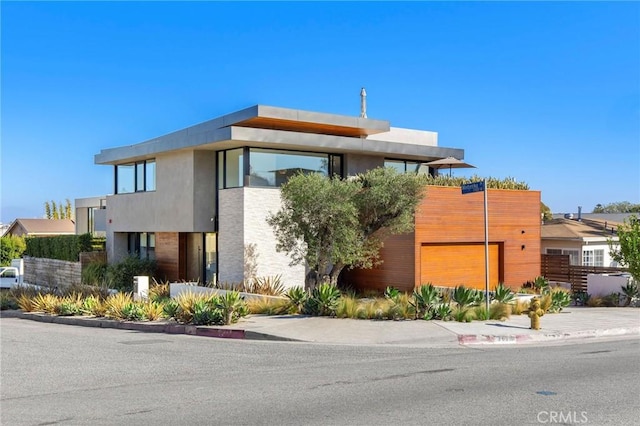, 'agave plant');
215,291,247,325
306,284,341,316
549,289,572,313
572,291,590,306
433,304,452,321
413,284,440,318
192,299,223,325
532,276,550,294
621,279,639,307
121,302,146,321
162,299,179,319
492,283,515,304
81,295,106,317
286,286,308,314
384,286,401,302
452,286,477,309
55,294,83,316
